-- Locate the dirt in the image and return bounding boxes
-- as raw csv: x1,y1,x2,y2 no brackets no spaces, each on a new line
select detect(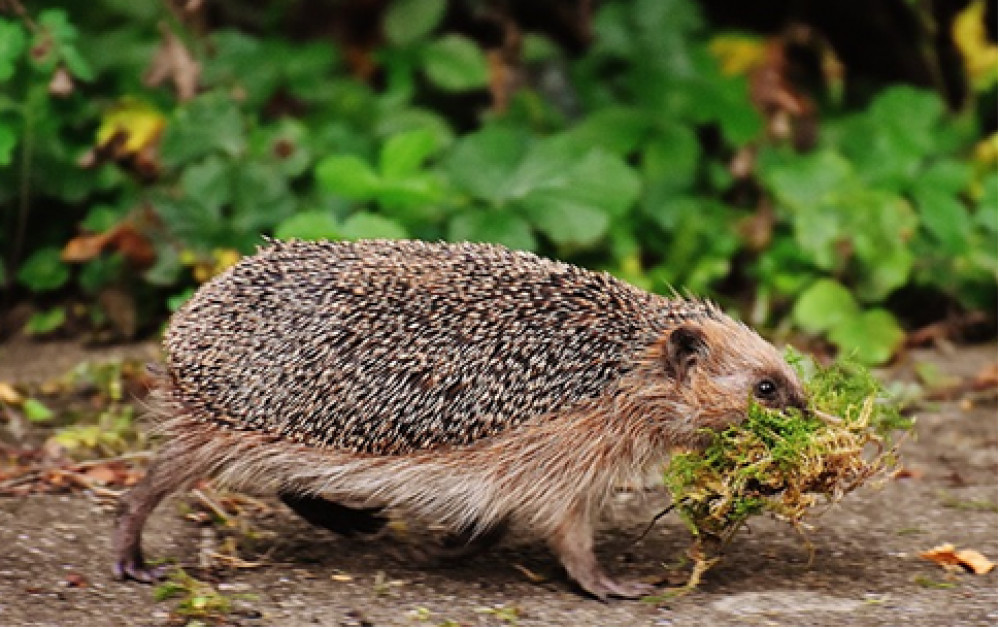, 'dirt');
0,338,996,626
